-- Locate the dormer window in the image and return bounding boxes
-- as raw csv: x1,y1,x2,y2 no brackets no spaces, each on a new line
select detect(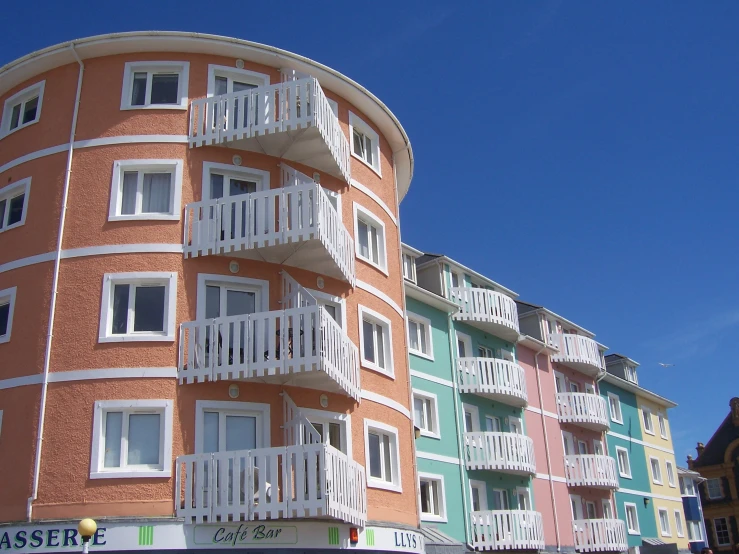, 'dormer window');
625,365,638,384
